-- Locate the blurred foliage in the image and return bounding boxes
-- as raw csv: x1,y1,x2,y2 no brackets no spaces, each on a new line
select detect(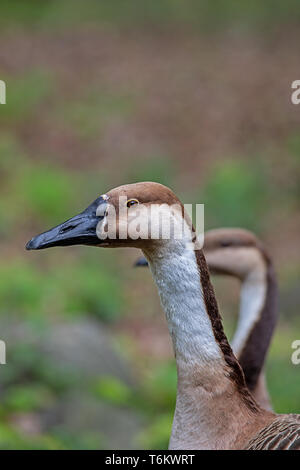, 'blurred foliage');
266,324,300,413
0,137,74,234
0,259,122,321
138,413,173,450
126,156,175,188
20,165,74,224
139,363,177,413
55,91,136,140
92,376,132,406
4,384,54,413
